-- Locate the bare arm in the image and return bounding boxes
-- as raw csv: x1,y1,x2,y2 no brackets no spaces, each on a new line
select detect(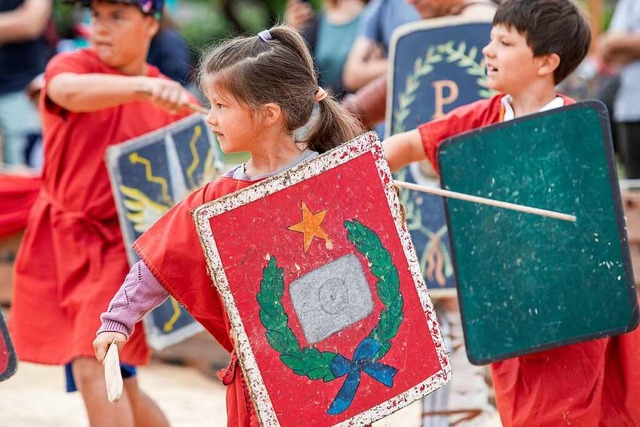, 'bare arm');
0,0,51,43
342,37,389,92
382,129,427,173
598,32,640,65
284,0,314,29
47,72,191,113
